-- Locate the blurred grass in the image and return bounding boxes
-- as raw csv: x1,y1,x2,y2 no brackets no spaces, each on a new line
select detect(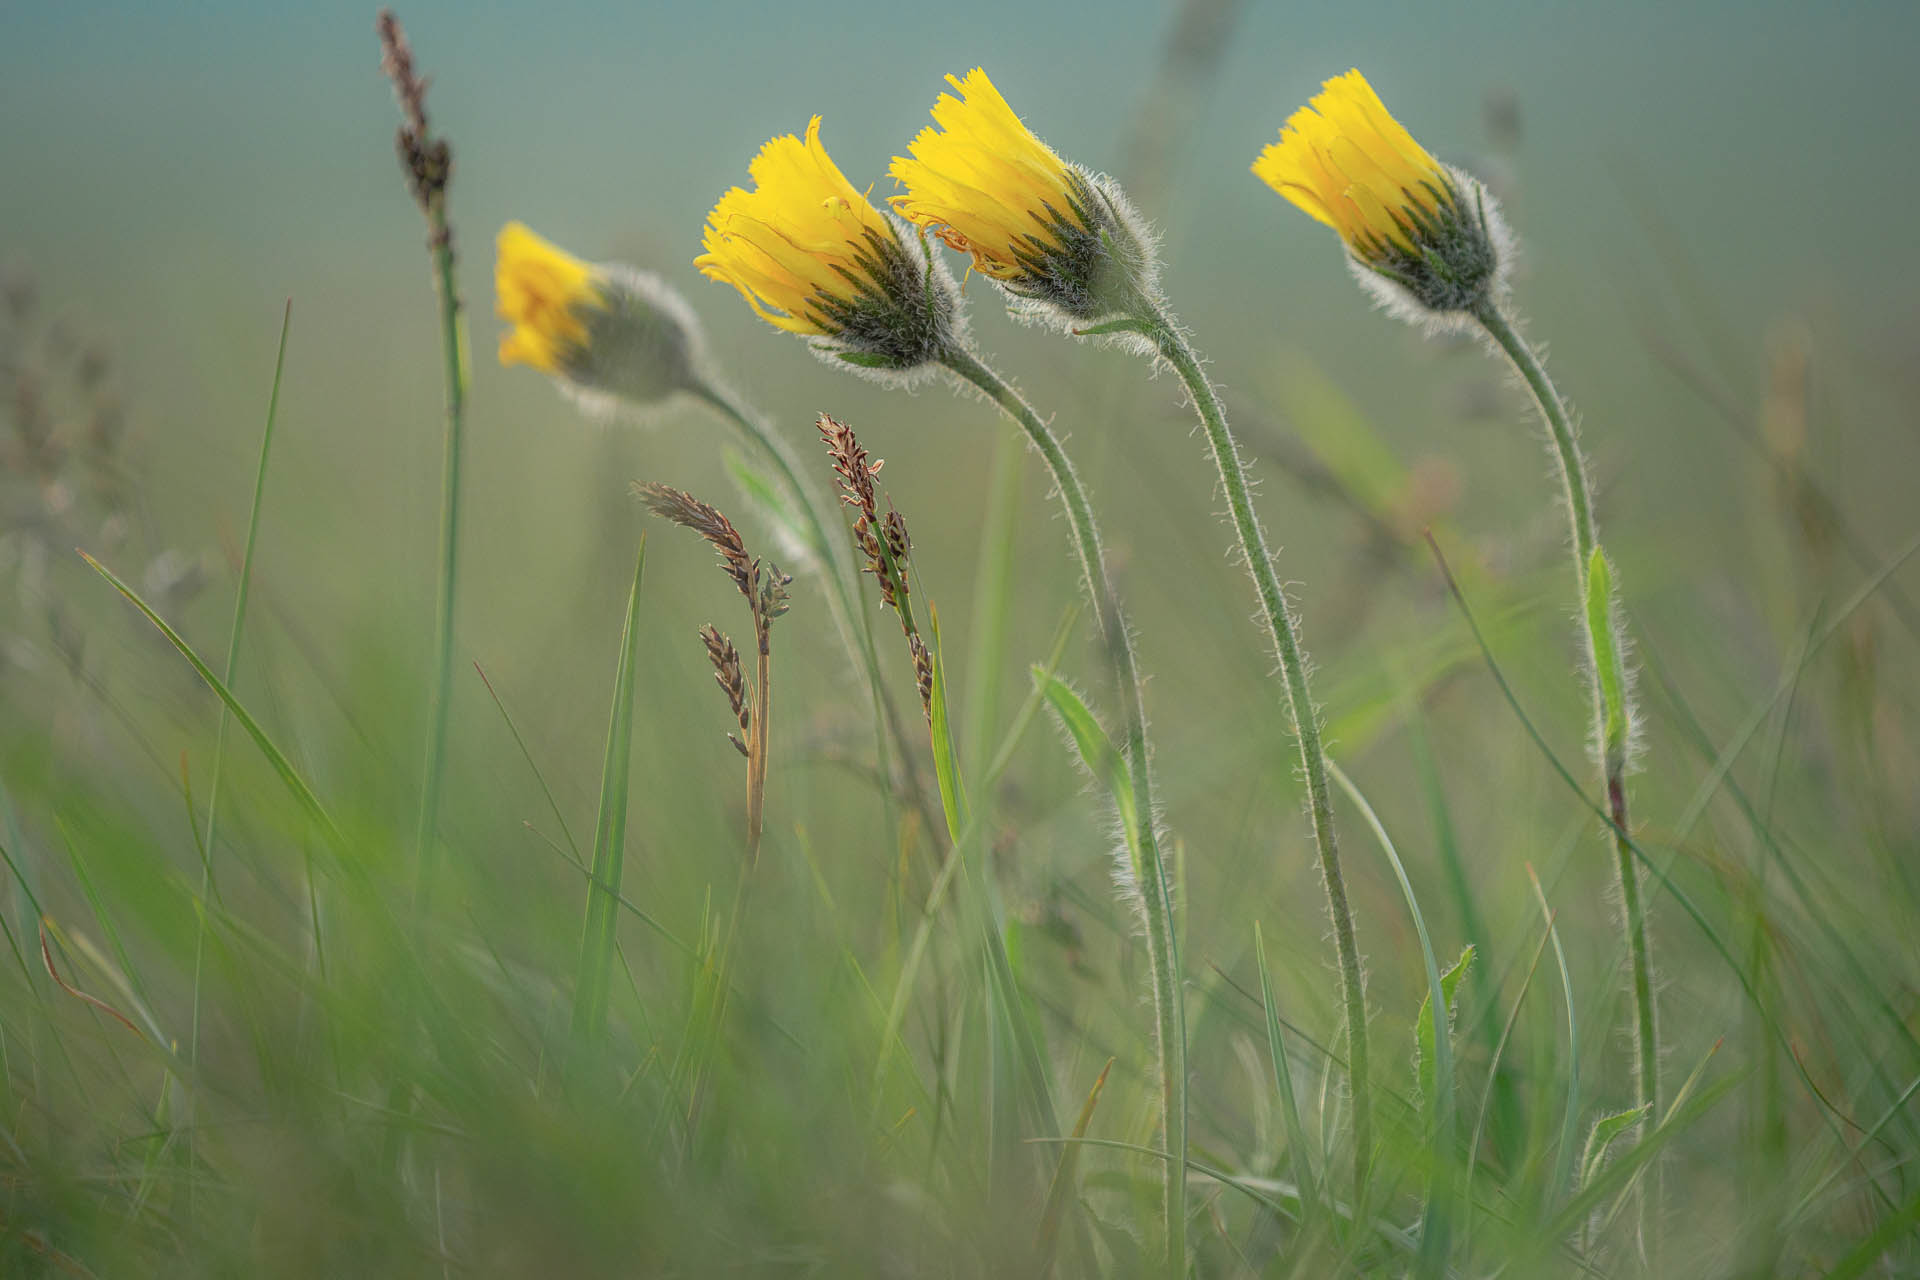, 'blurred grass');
4,4,1920,1276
